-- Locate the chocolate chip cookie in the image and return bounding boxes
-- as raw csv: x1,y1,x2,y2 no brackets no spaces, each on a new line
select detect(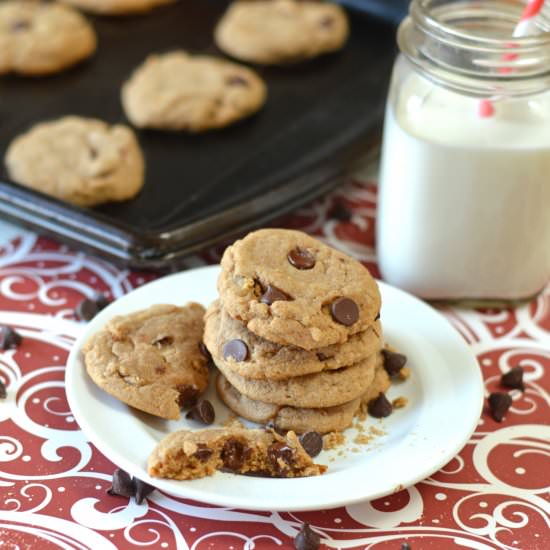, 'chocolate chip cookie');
215,353,377,408
121,51,267,132
5,116,145,207
217,373,361,434
215,0,349,65
83,303,208,420
218,229,381,349
204,300,382,380
148,427,326,479
0,1,96,75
